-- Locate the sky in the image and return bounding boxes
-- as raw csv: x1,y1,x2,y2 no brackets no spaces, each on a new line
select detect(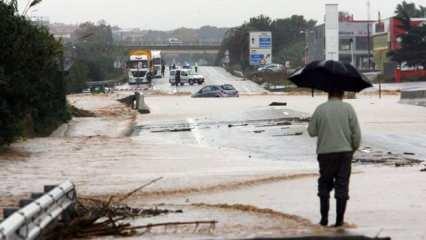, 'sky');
20,0,426,30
